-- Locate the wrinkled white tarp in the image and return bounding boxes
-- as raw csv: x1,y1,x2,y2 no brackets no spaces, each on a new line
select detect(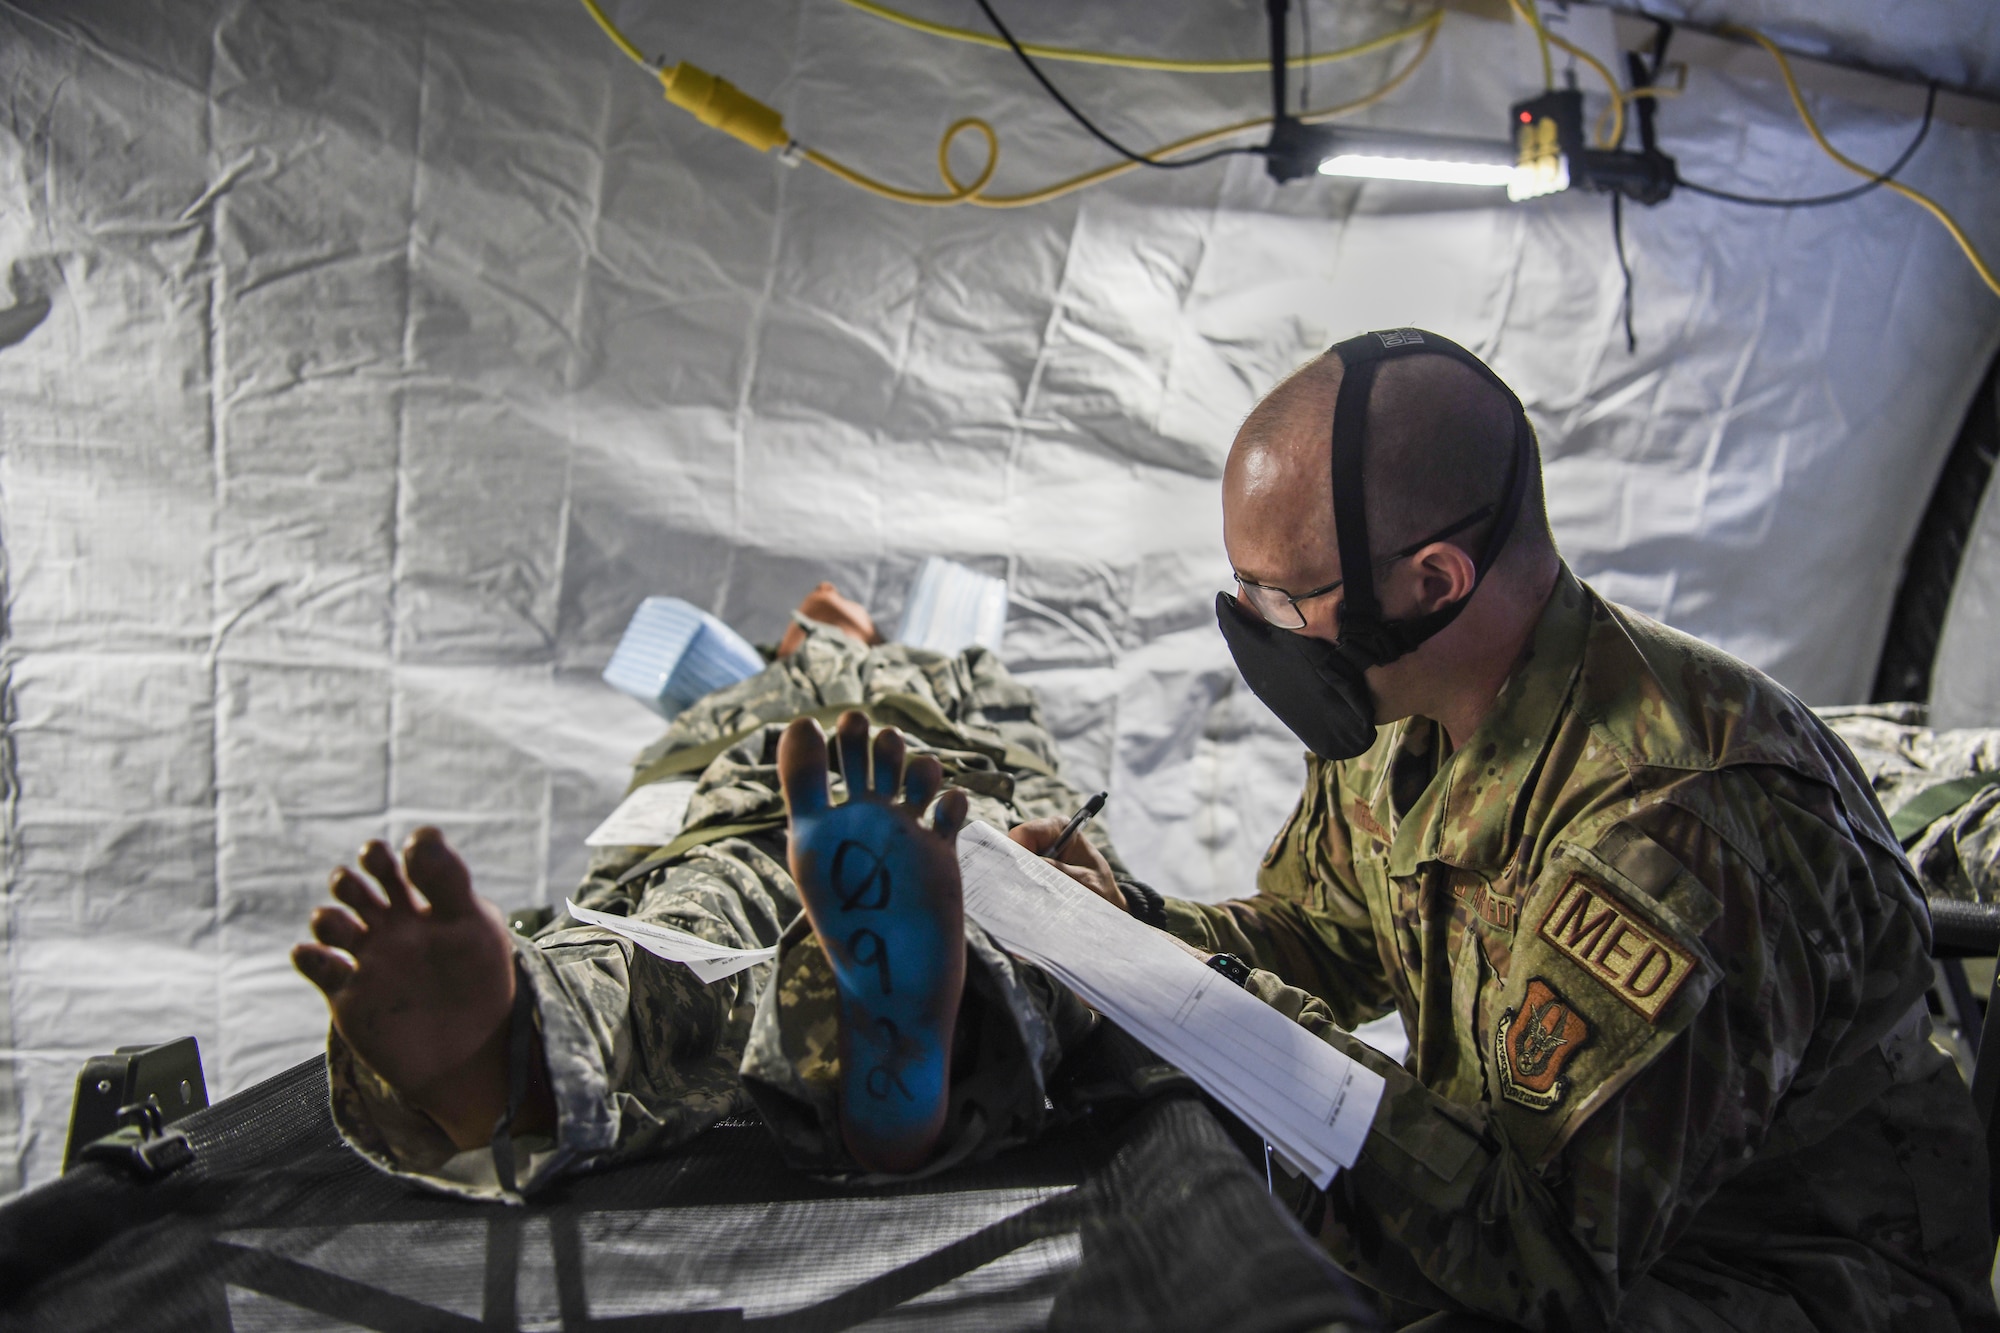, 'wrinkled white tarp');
0,0,1996,1195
